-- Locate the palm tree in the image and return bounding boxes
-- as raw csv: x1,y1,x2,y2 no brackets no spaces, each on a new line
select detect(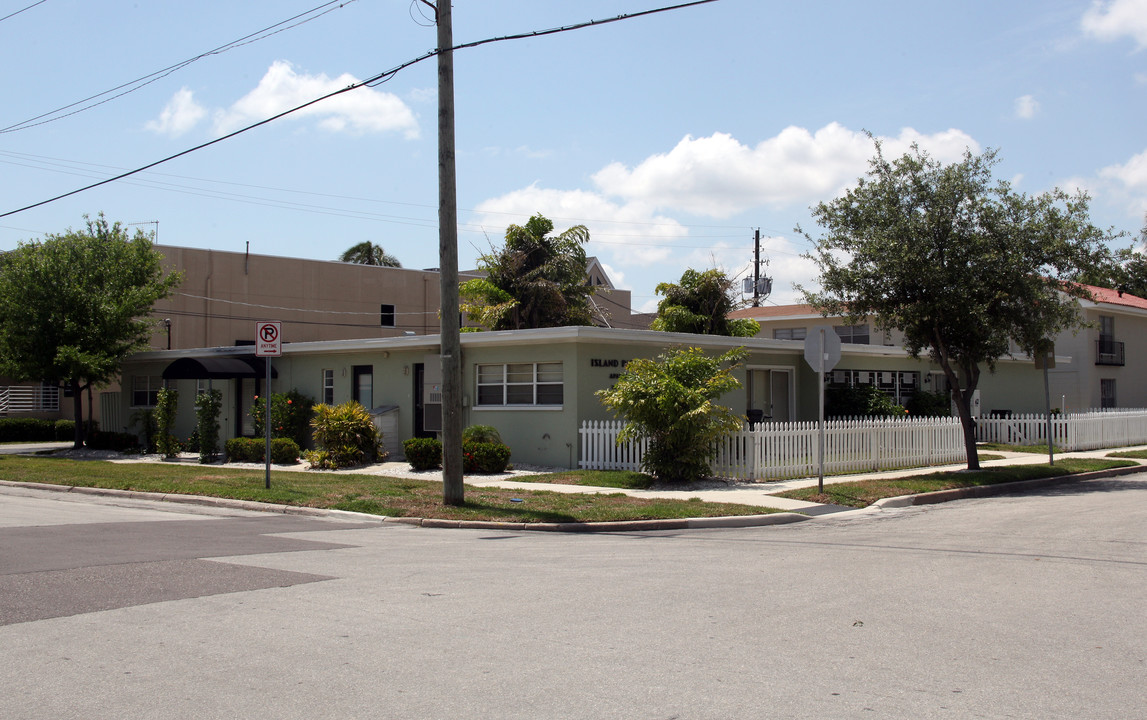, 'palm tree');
338,241,402,267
